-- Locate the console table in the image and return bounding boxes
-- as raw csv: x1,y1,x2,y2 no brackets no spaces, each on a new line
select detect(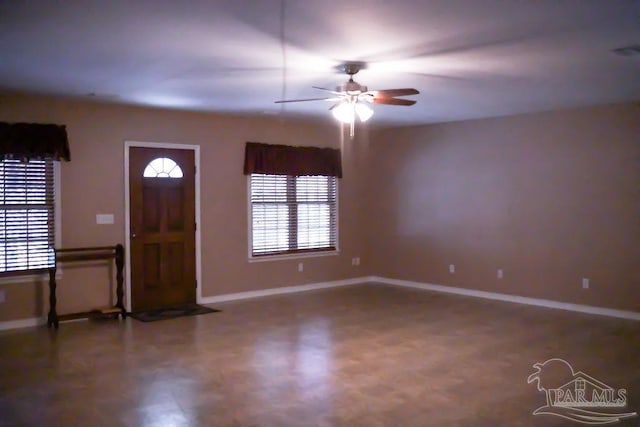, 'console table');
47,244,126,329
